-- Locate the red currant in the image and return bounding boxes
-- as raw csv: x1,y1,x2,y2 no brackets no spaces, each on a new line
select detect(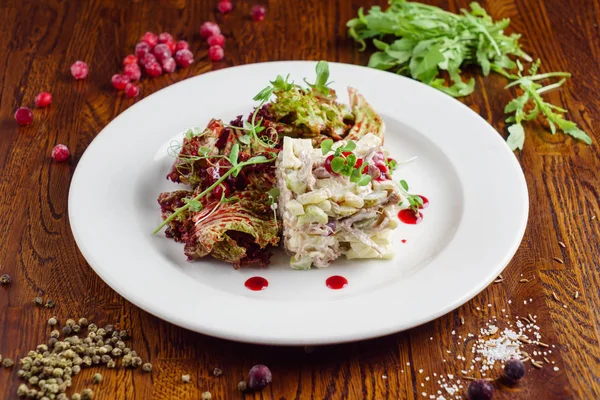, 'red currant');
135,42,151,58
35,92,52,108
111,74,130,90
218,1,233,14
174,49,194,67
124,83,140,98
200,21,221,39
140,32,158,48
124,63,141,81
14,107,33,125
208,45,224,61
145,62,163,77
51,144,70,162
207,34,225,47
176,40,190,51
123,54,138,66
152,43,172,62
251,5,266,21
162,57,176,73
70,61,89,80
